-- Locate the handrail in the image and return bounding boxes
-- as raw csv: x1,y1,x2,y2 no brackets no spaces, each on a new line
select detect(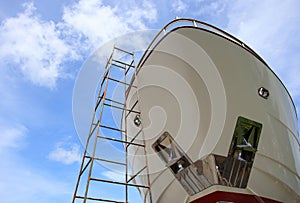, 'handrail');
136,18,267,71
133,18,298,119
